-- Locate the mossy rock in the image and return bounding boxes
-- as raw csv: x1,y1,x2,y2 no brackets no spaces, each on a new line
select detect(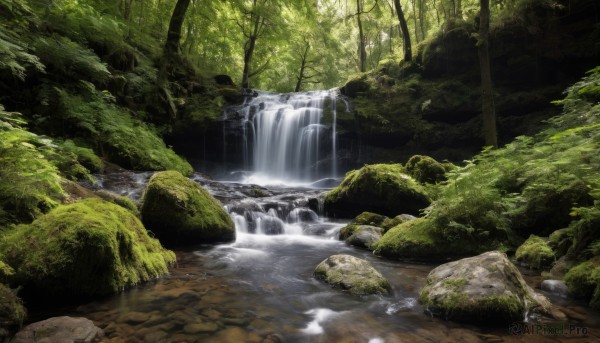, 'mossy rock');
314,254,390,296
140,171,235,245
0,198,175,299
564,257,600,310
548,228,573,259
0,283,26,336
340,77,371,98
324,164,430,218
515,235,555,270
405,155,447,184
95,190,139,216
345,225,383,250
339,212,388,240
418,251,550,324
